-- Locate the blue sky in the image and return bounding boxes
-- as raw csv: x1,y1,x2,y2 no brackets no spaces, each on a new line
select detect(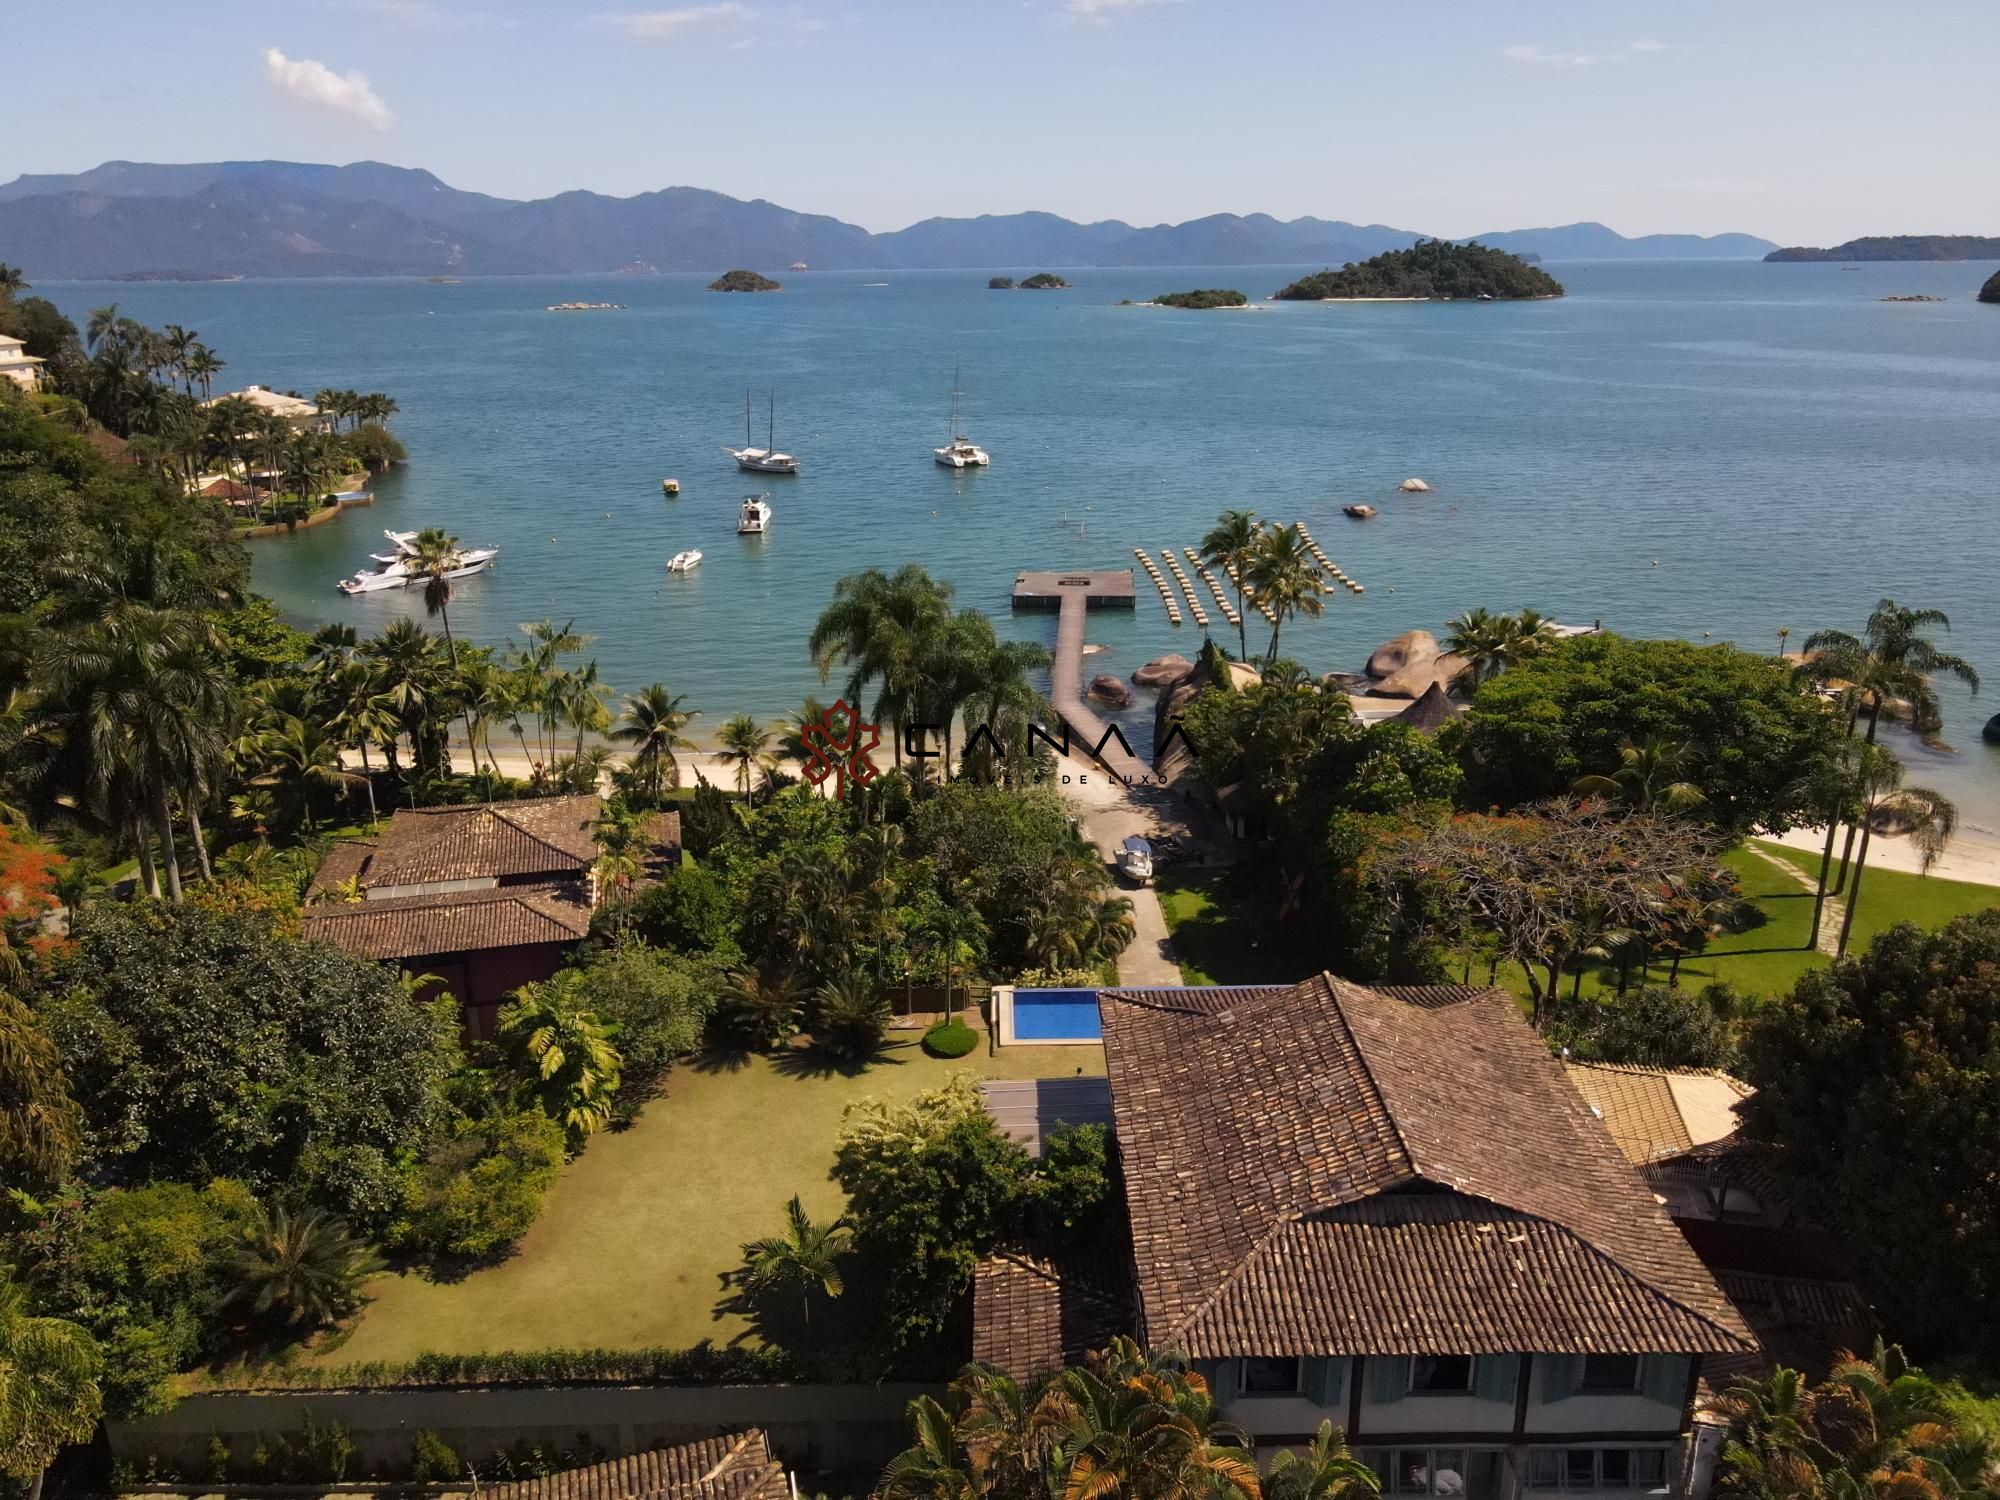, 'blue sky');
9,0,1995,241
